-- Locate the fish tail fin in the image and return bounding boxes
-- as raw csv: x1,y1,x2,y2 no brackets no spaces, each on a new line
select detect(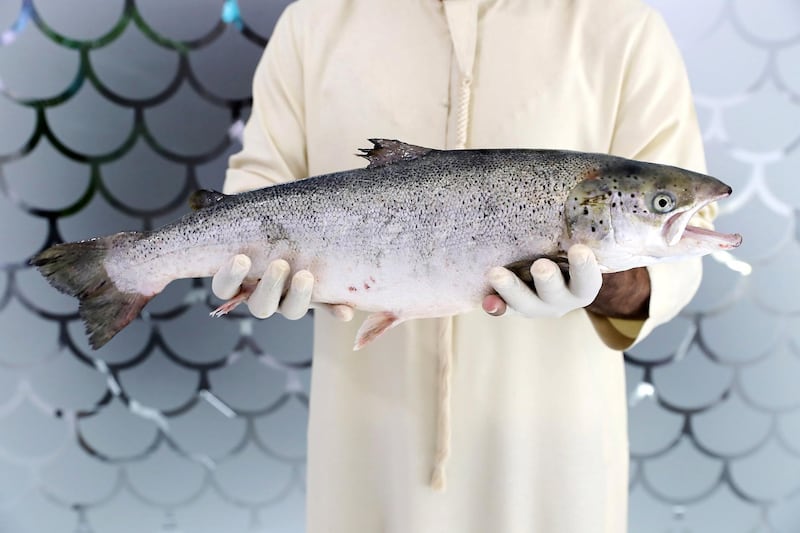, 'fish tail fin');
30,235,152,349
